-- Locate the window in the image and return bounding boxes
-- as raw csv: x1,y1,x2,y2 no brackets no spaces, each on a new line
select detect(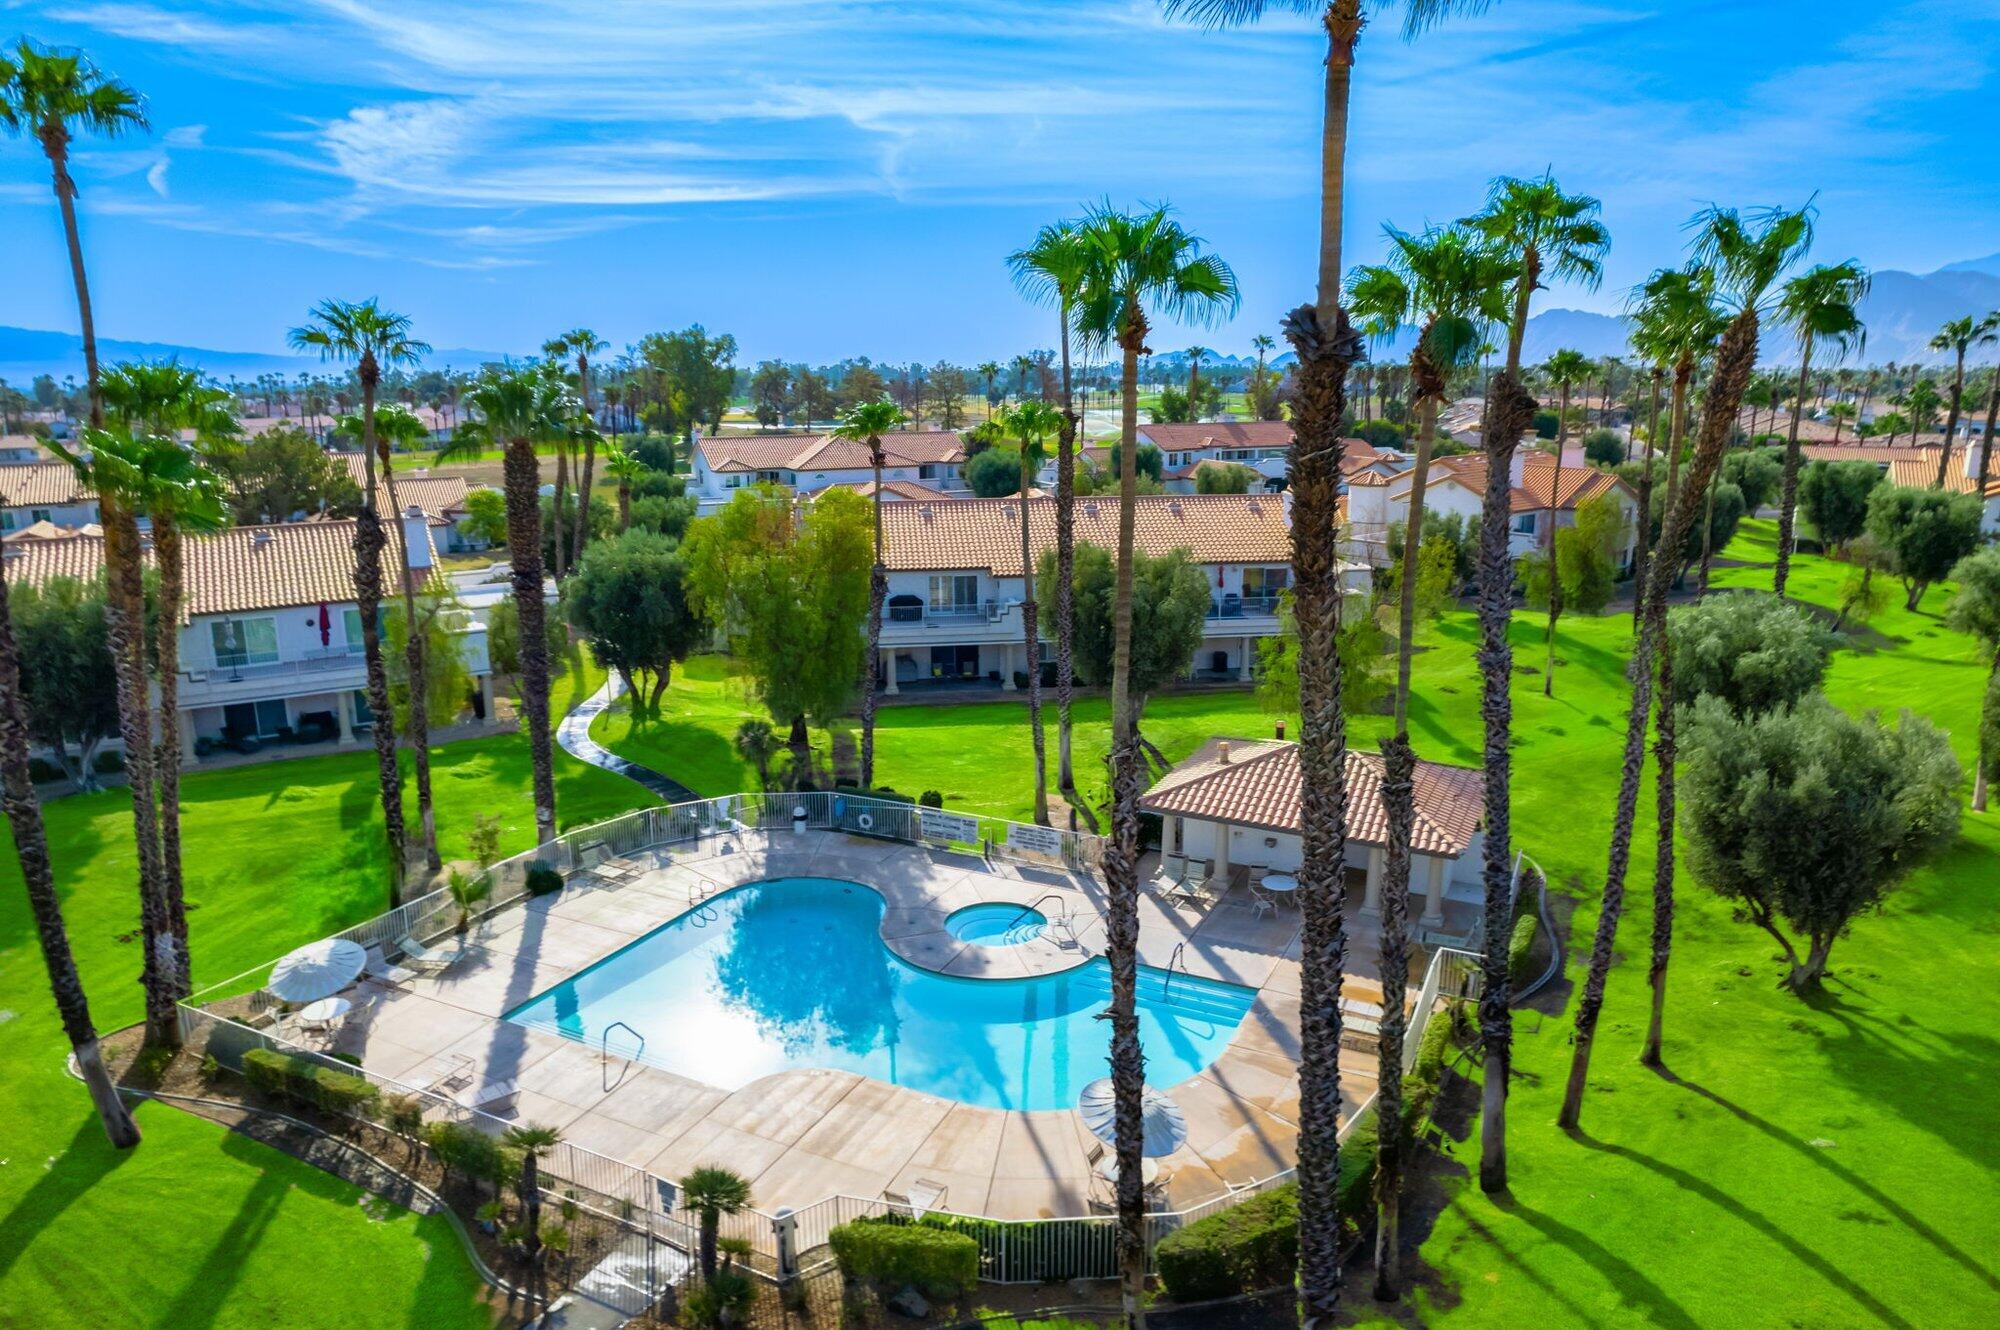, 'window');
209,616,278,668
927,574,978,613
343,607,385,656
1243,566,1290,602
1513,512,1538,535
